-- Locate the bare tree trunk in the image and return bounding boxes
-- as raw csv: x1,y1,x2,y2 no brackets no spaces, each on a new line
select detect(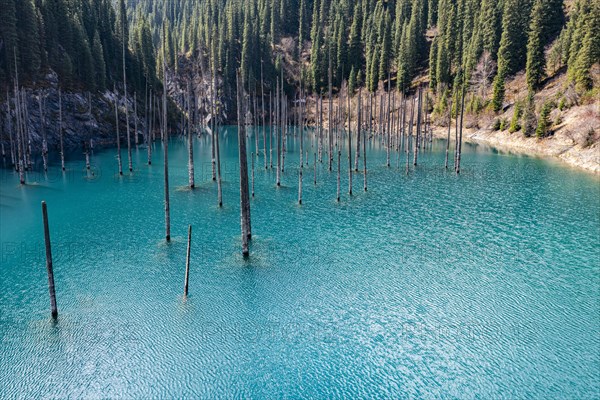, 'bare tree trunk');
134,92,139,147
216,126,223,207
413,88,421,166
184,225,192,296
314,151,317,185
162,26,171,241
347,85,352,195
445,91,451,169
38,94,48,172
252,152,255,198
386,80,391,167
276,82,281,186
236,72,250,257
147,89,152,165
328,54,333,171
14,87,25,184
115,95,123,176
456,84,466,174
261,62,267,170
336,149,341,202
41,201,58,319
318,96,323,163
185,84,194,188
354,91,361,172
125,94,132,172
7,91,16,168
406,96,414,174
269,91,273,169
122,25,132,173
362,89,367,191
